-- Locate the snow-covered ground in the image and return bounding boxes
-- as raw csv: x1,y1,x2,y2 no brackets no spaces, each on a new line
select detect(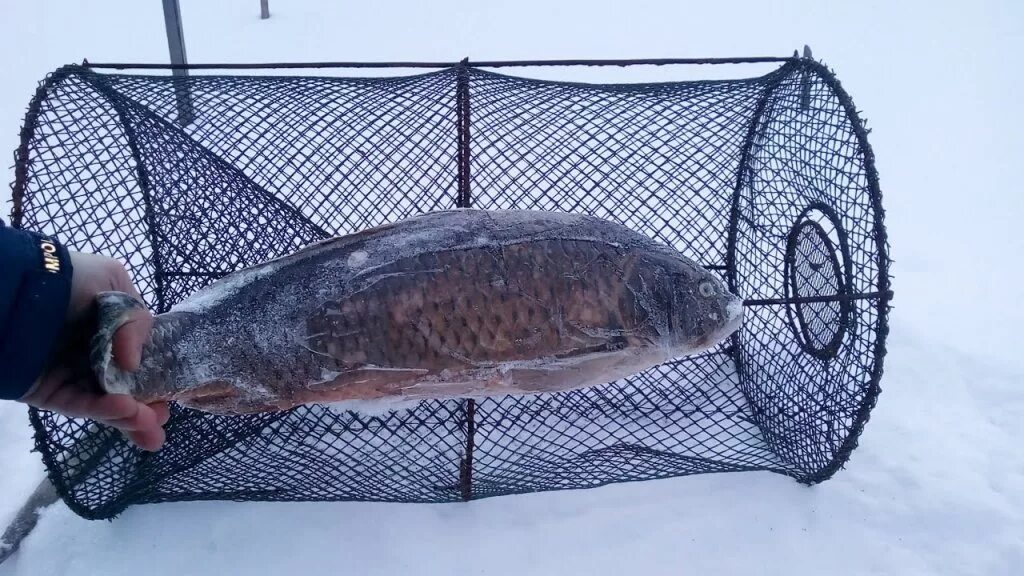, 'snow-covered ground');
1,1,1022,574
